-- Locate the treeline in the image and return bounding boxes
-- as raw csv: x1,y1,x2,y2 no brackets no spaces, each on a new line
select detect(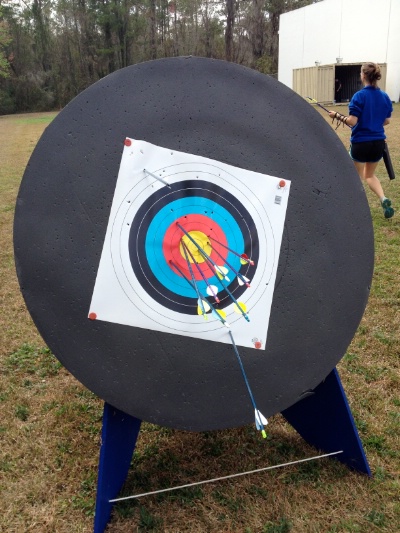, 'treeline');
0,0,318,114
